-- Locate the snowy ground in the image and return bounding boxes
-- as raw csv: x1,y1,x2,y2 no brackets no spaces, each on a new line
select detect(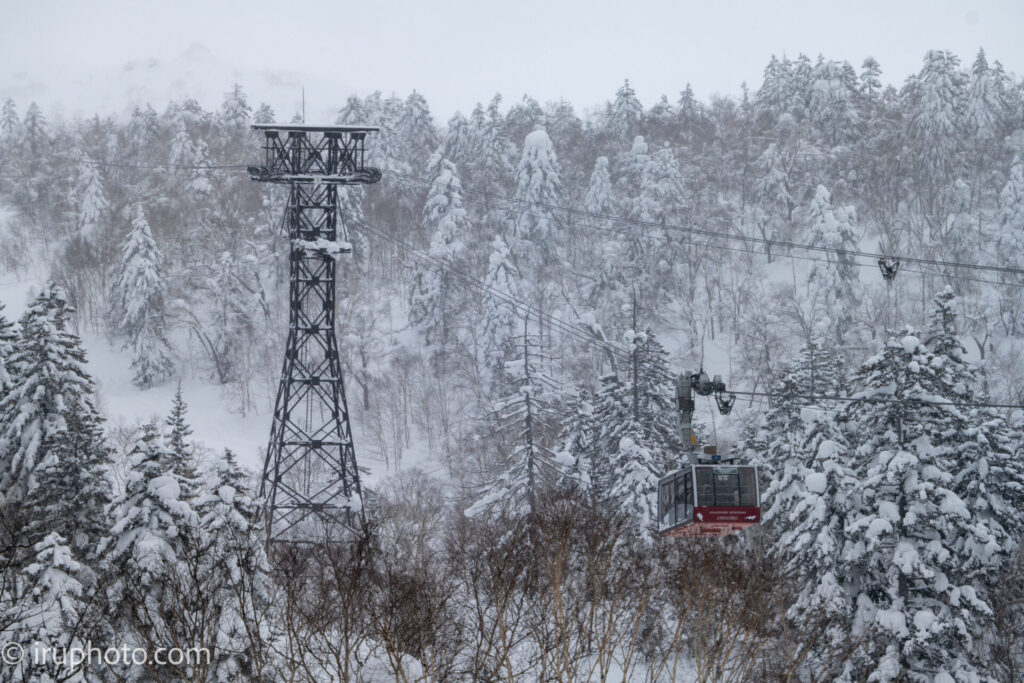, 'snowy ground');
0,264,423,493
